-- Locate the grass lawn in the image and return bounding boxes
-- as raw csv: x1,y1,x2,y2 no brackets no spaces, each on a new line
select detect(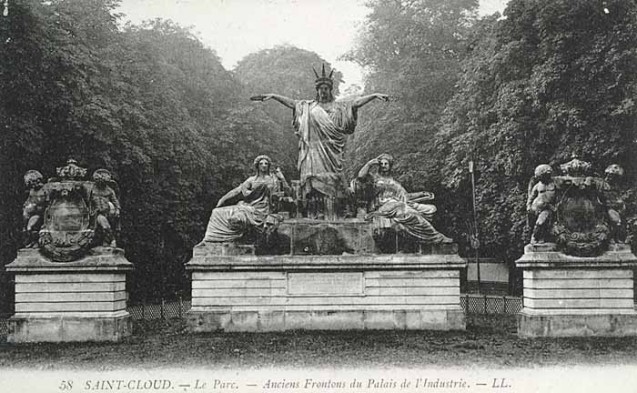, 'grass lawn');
1,315,637,370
